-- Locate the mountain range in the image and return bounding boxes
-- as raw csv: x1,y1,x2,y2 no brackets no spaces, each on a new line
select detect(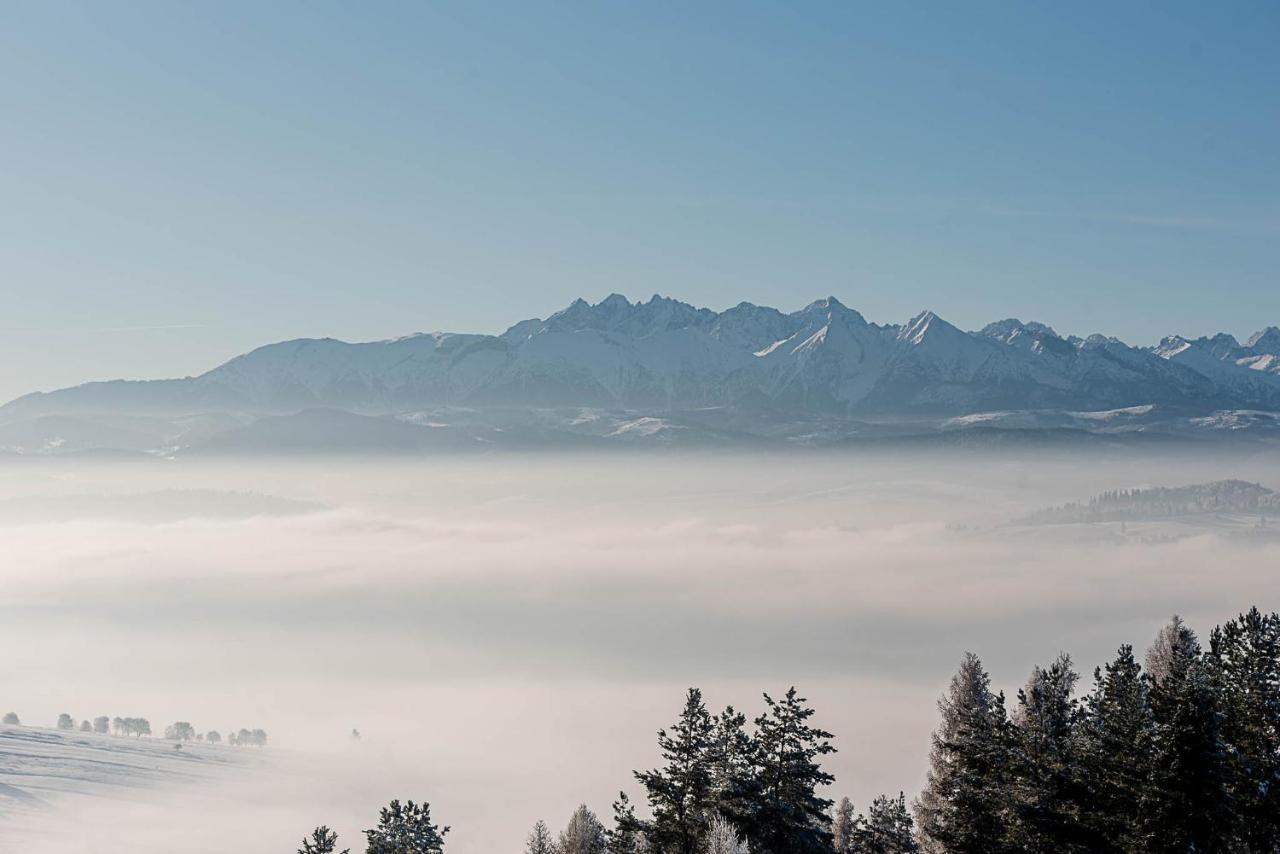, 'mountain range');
4,294,1280,454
